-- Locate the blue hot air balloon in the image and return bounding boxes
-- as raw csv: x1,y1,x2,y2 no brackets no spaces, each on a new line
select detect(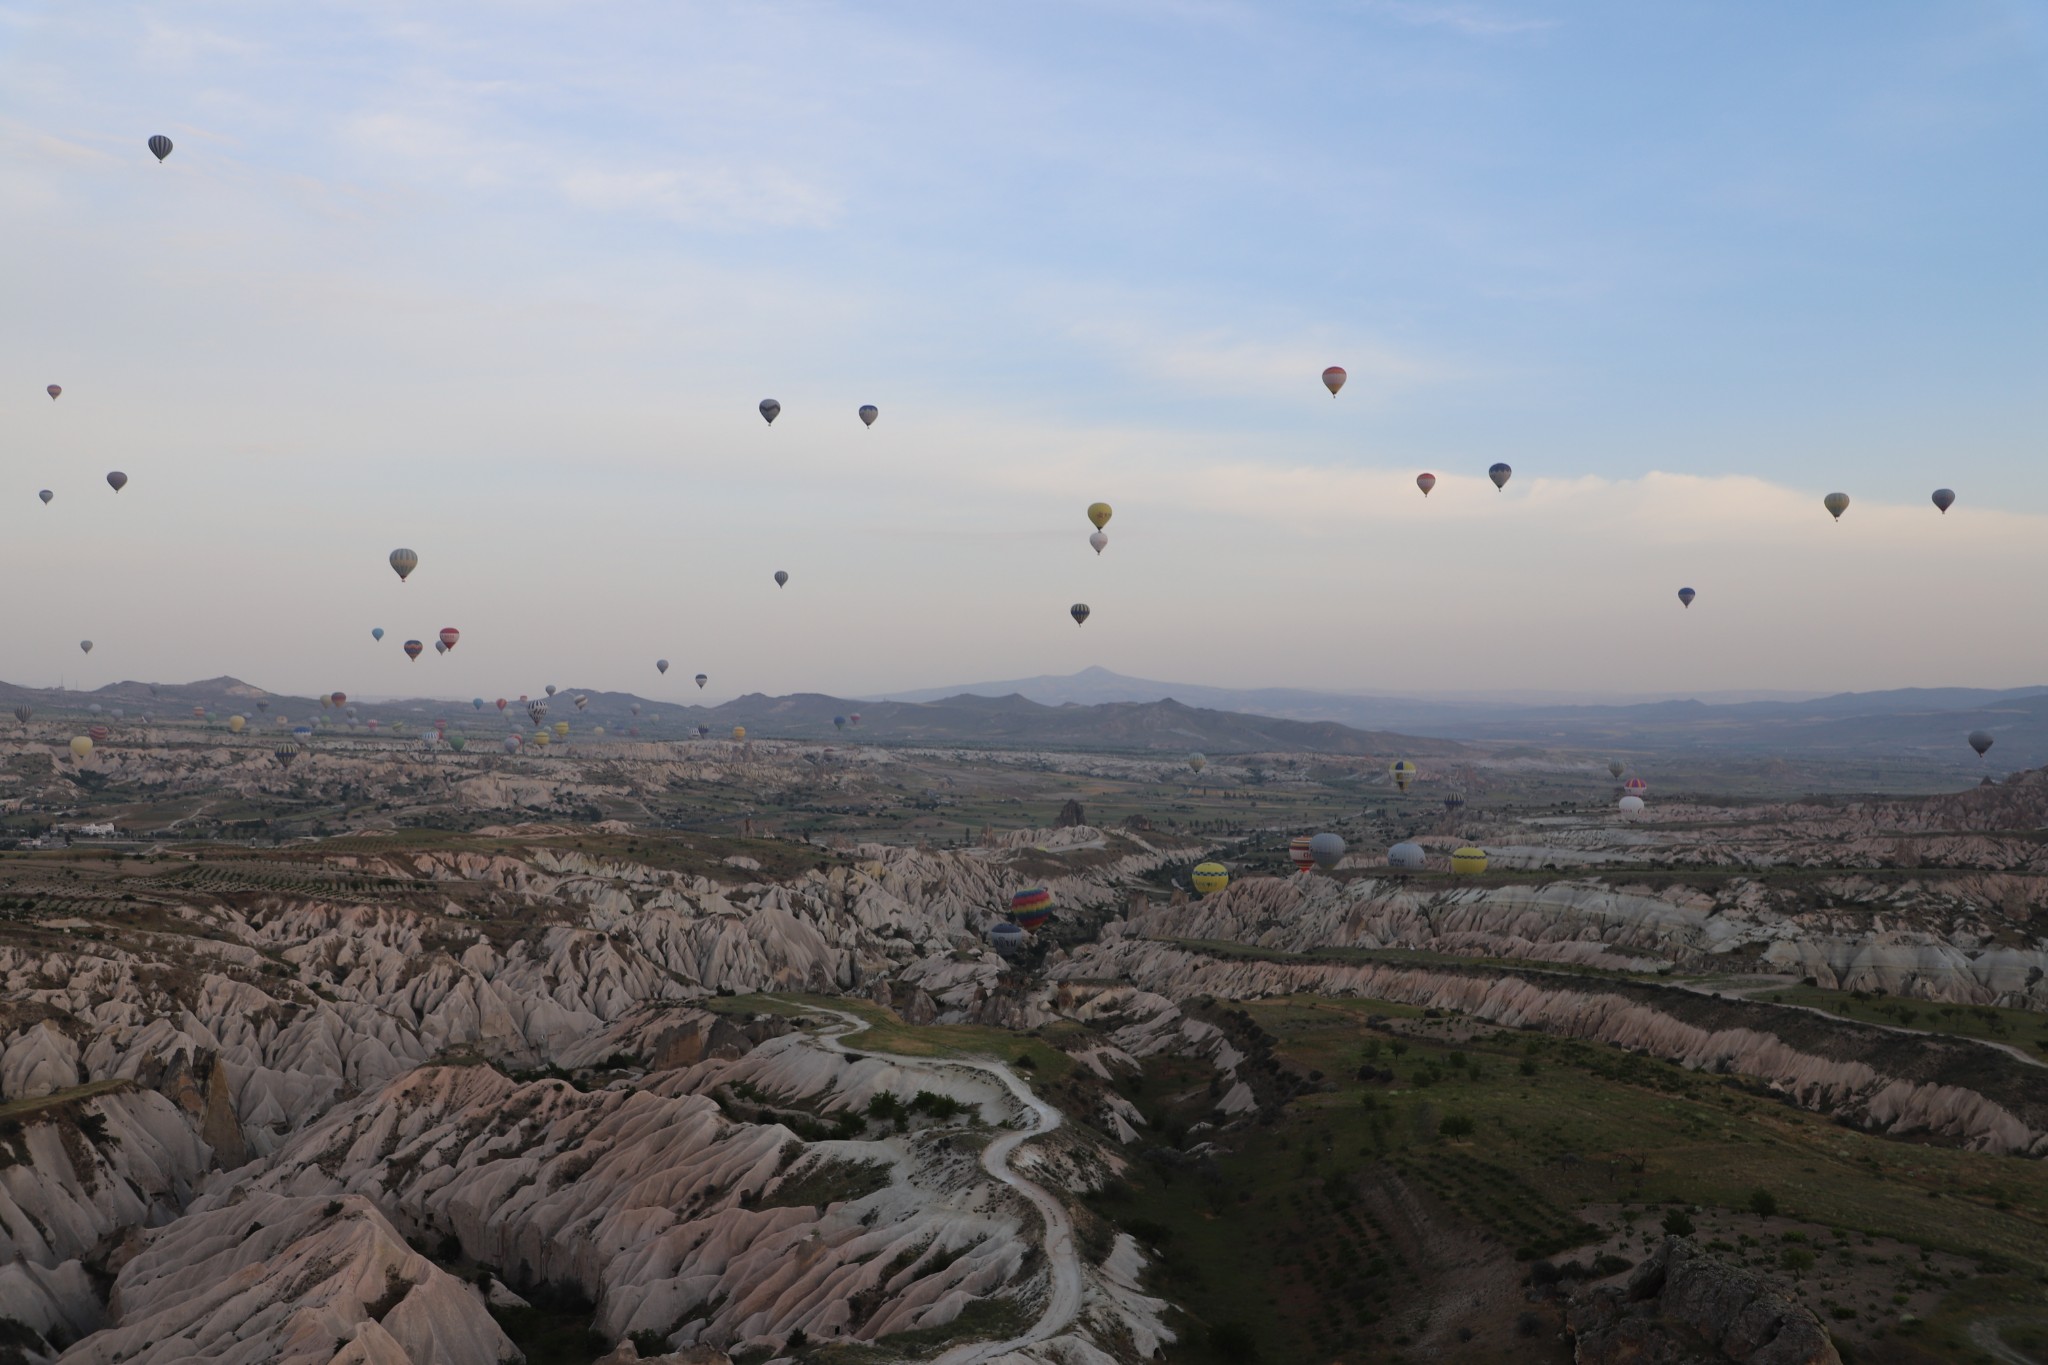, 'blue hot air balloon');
372,628,385,641
1677,587,1696,609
